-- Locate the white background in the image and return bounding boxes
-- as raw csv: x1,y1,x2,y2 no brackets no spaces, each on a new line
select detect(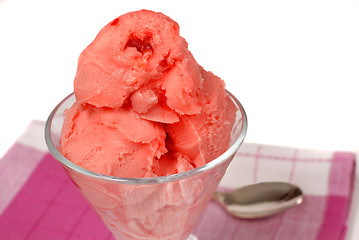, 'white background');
0,0,358,238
